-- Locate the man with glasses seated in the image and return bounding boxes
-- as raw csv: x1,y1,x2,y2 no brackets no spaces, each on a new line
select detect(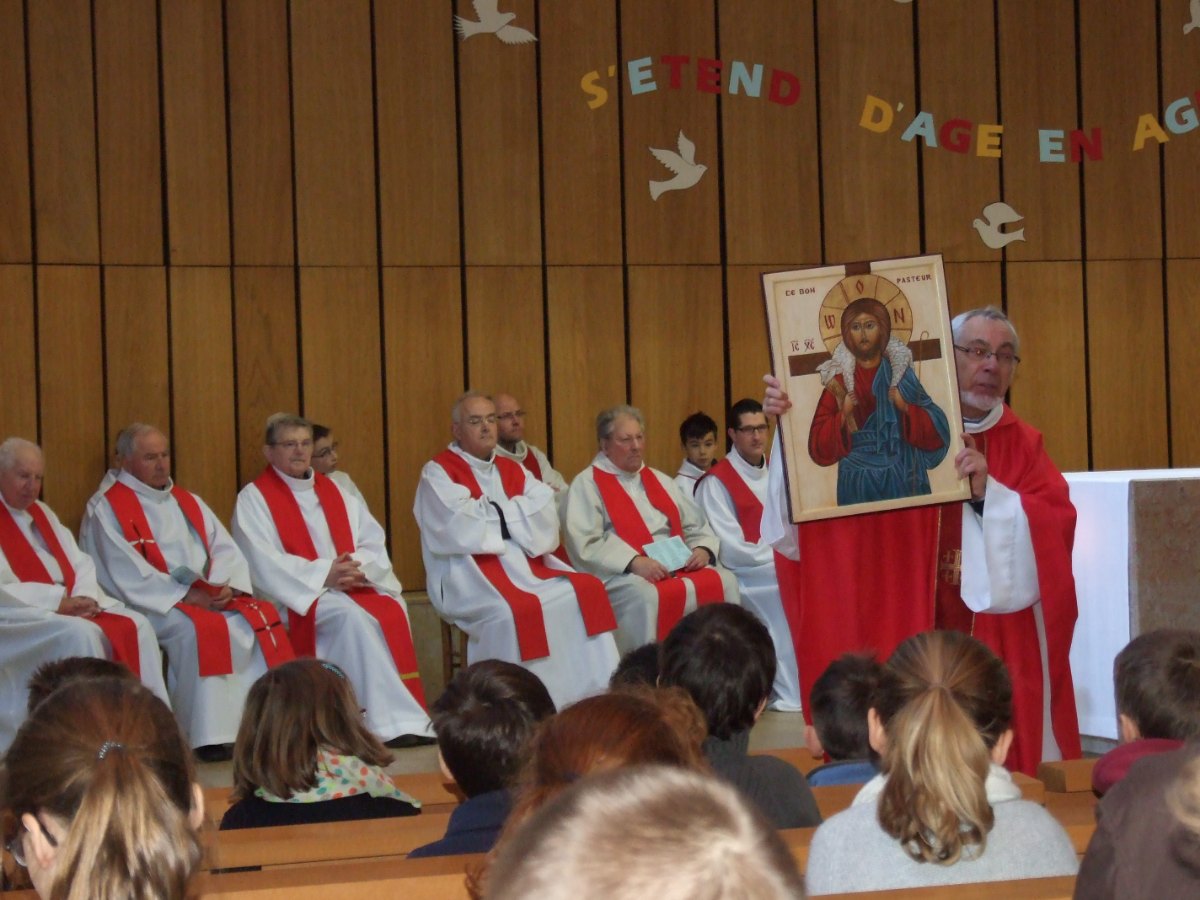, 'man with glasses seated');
414,392,620,708
695,399,801,712
492,393,568,511
763,306,1081,777
232,413,432,747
